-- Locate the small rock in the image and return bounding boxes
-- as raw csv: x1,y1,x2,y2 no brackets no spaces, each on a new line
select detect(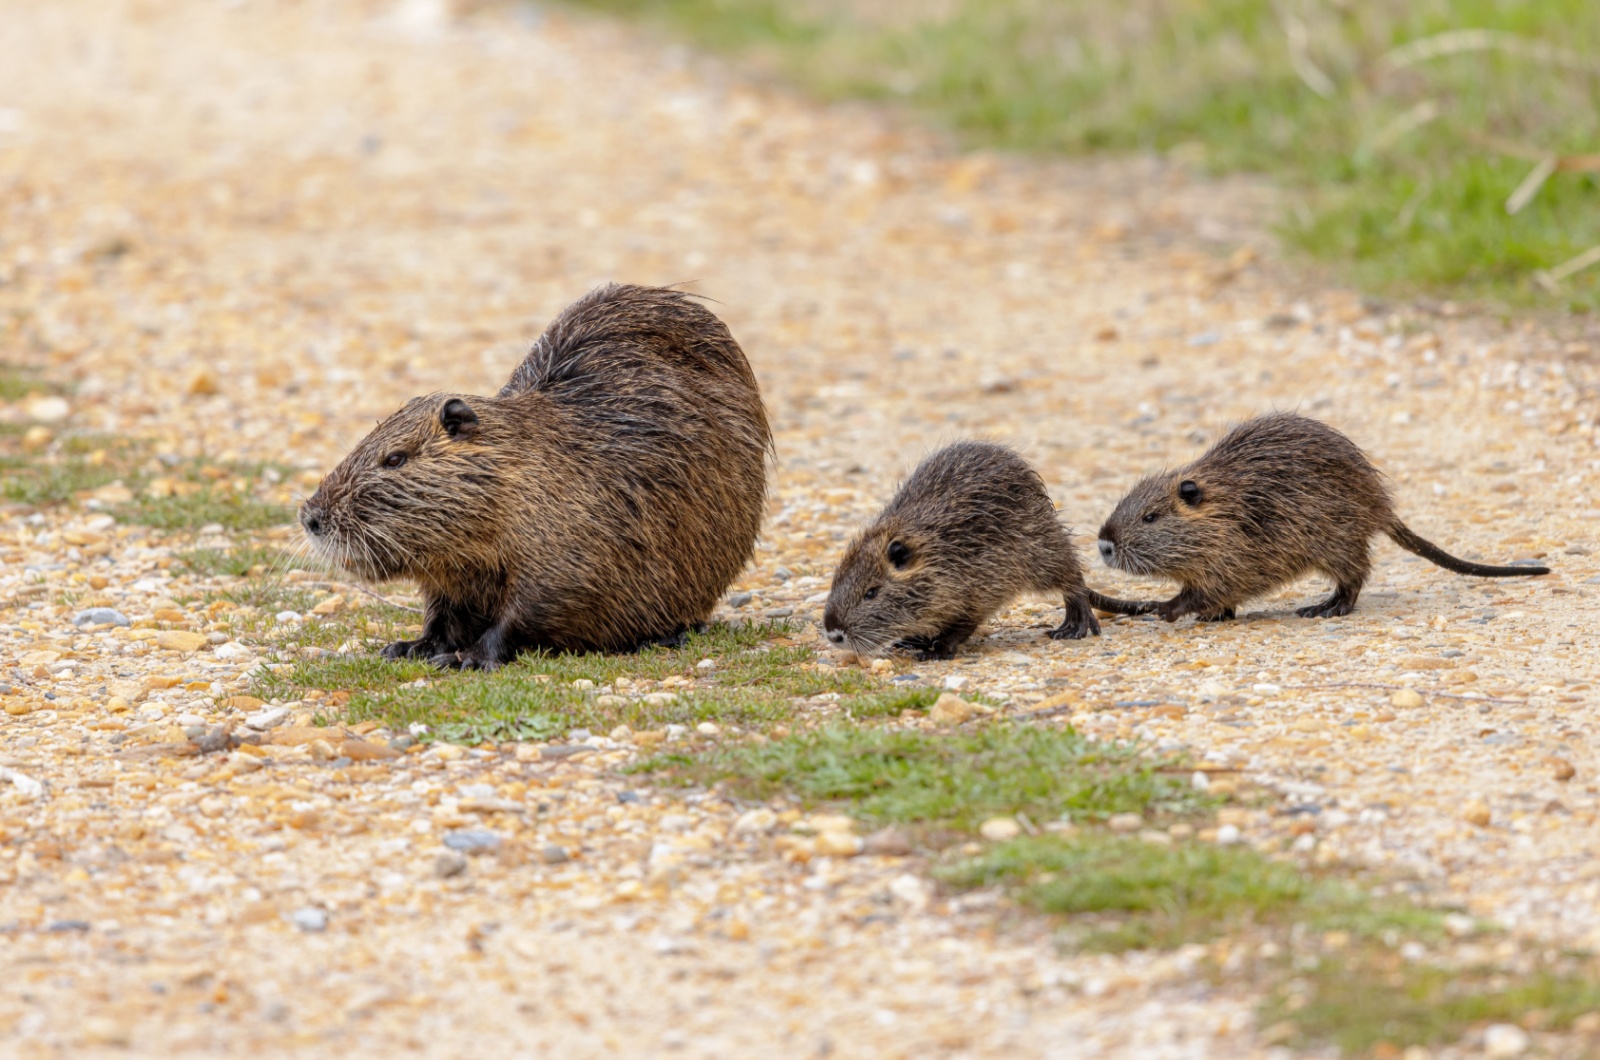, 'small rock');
814,831,863,857
594,694,626,708
186,366,220,396
155,630,208,653
1463,800,1492,828
214,642,252,661
433,850,469,878
888,874,928,911
572,678,595,691
1483,1023,1530,1058
862,828,913,857
443,829,502,855
1390,688,1424,709
730,808,777,836
695,659,716,671
73,607,129,627
1548,756,1577,782
47,920,91,933
979,817,1021,842
25,395,70,423
288,907,328,932
726,591,753,608
540,843,570,865
1108,812,1145,833
275,611,301,624
647,693,680,707
1215,823,1242,845
695,721,719,736
245,707,289,731
929,693,977,726
340,739,401,761
942,675,969,691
